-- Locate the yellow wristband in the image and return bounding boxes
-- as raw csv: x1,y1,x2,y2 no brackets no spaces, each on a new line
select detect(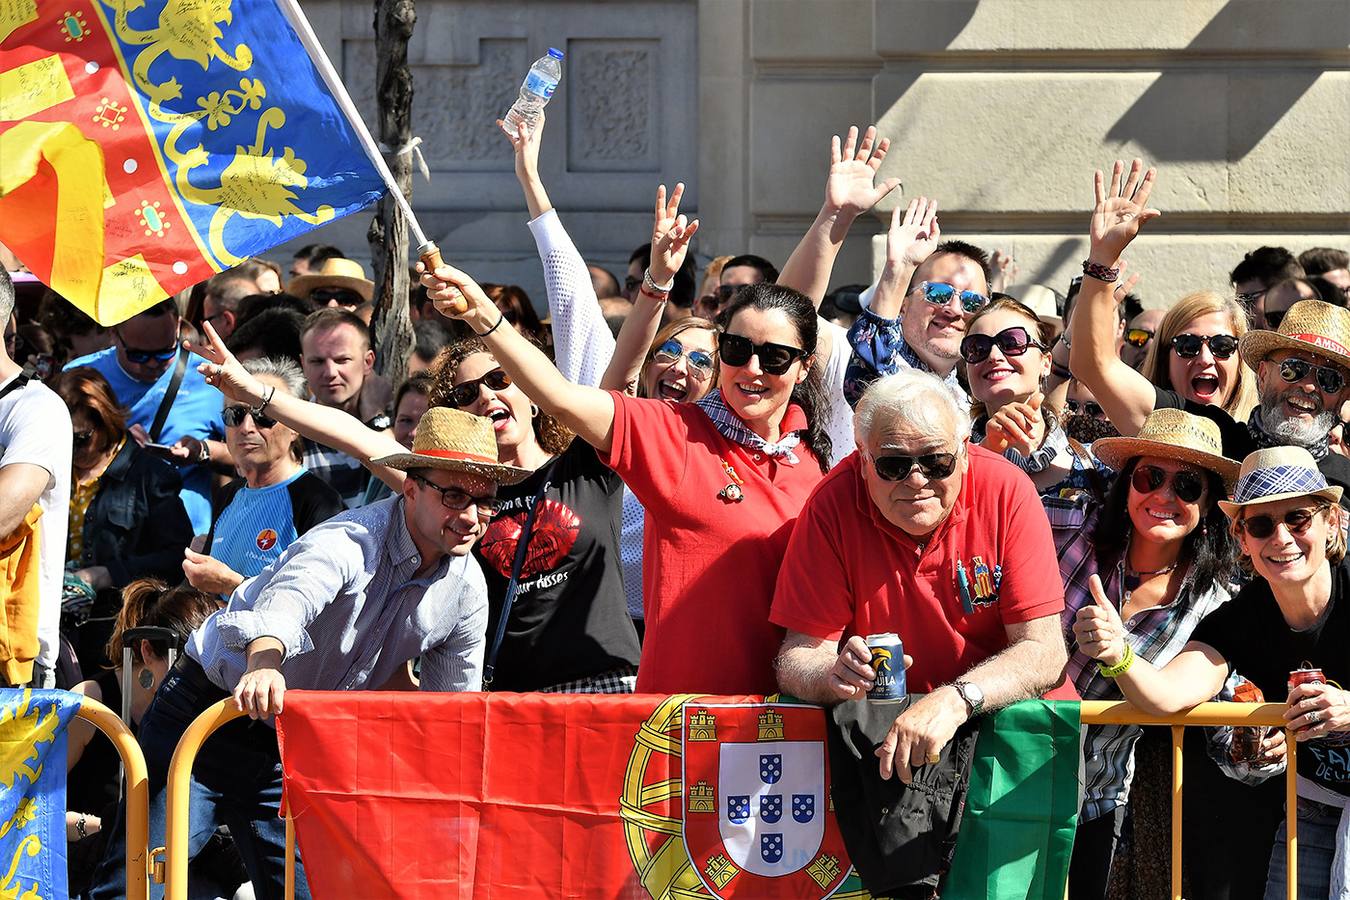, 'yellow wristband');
1098,642,1135,678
